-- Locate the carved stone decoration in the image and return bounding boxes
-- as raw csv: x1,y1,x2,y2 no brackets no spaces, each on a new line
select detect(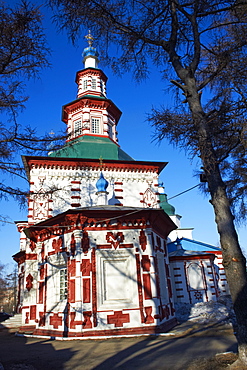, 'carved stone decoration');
52,237,63,253
194,290,203,301
50,313,63,329
144,306,154,324
32,189,49,221
107,310,130,327
142,188,156,208
141,255,151,272
26,273,33,291
82,311,92,329
106,232,124,249
30,240,36,252
139,230,147,252
81,231,90,253
81,259,92,276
